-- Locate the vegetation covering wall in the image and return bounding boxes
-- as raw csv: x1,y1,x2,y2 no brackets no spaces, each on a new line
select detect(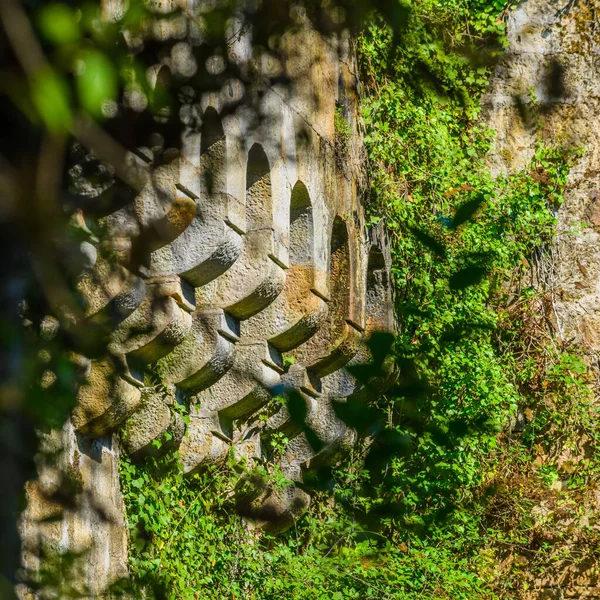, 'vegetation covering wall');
115,2,600,599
